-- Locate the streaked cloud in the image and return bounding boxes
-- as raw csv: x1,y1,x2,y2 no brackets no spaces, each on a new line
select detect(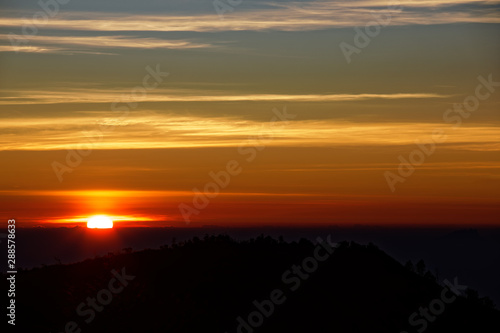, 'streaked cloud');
0,88,451,105
1,112,498,150
0,34,215,53
0,45,62,53
0,1,498,34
